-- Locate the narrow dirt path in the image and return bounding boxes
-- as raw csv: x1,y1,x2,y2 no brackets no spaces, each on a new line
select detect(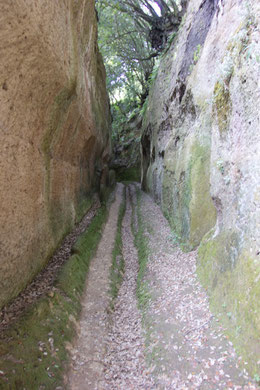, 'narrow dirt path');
100,185,154,389
64,184,258,390
64,184,124,389
135,187,259,390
